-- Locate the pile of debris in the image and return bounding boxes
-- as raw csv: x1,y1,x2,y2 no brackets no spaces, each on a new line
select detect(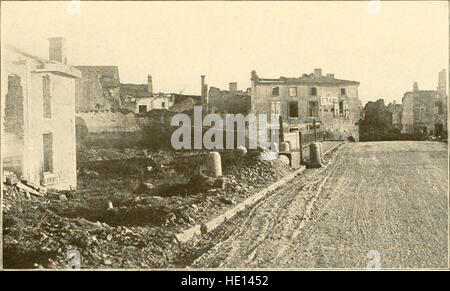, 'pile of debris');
3,204,179,269
2,171,47,204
